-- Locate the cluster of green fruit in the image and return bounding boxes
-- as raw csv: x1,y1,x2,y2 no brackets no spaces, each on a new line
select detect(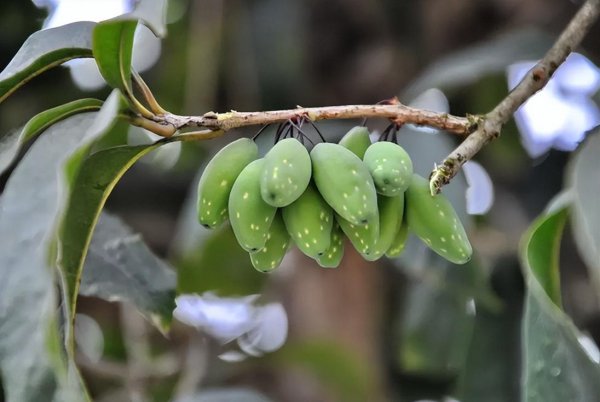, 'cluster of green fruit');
197,126,472,272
